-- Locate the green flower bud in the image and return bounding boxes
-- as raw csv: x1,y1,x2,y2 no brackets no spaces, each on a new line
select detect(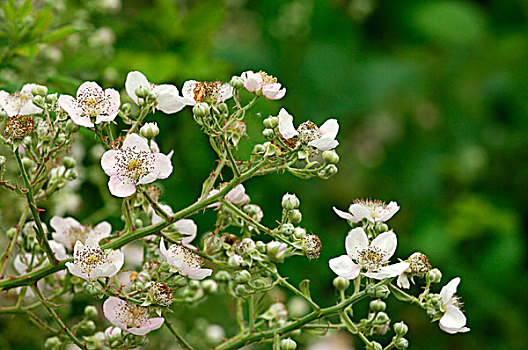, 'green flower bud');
6,227,17,239
23,136,32,146
394,321,408,336
281,223,295,235
121,103,131,114
62,156,76,169
253,144,266,154
293,227,307,239
322,150,339,164
217,103,229,114
368,341,383,350
256,240,266,253
281,193,300,210
65,119,80,133
139,122,159,139
375,285,390,299
280,338,297,350
375,312,390,323
263,116,279,129
235,270,251,284
235,284,250,297
193,102,210,118
135,86,149,99
318,164,338,179
84,305,98,320
214,270,231,283
288,209,302,224
376,223,389,233
45,94,57,104
134,219,143,228
229,76,244,89
33,95,45,108
31,85,48,97
44,336,62,350
262,128,275,139
66,169,78,180
394,337,409,349
228,254,243,267
21,157,34,170
333,276,350,291
202,280,218,294
370,299,386,312
78,320,96,334
56,134,66,144
160,261,170,271
426,268,442,284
